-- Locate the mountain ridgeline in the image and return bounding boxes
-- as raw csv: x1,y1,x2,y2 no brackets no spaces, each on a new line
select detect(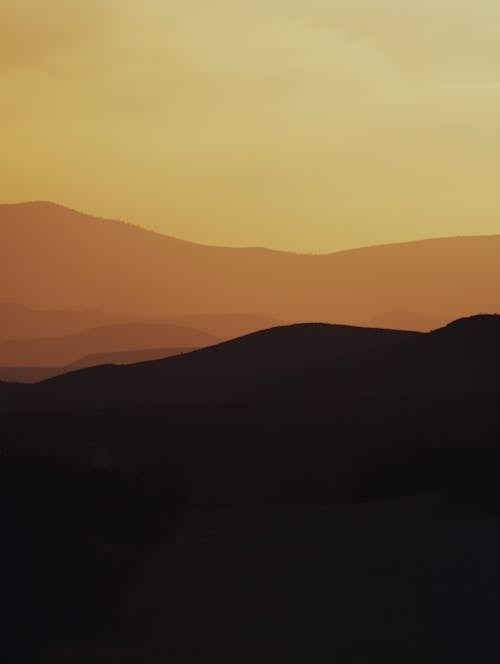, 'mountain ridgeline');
1,202,499,326
1,315,499,412
2,205,499,662
0,322,218,367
